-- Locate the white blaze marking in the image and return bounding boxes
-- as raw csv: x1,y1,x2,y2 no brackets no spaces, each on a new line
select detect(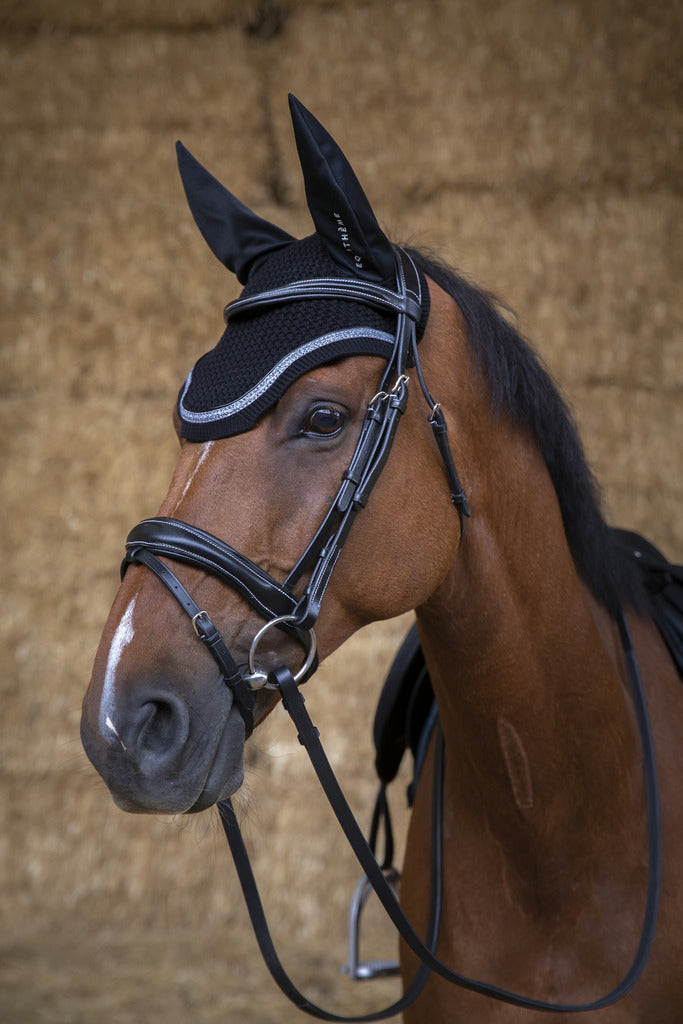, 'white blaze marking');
99,595,137,741
105,715,126,750
173,441,214,512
